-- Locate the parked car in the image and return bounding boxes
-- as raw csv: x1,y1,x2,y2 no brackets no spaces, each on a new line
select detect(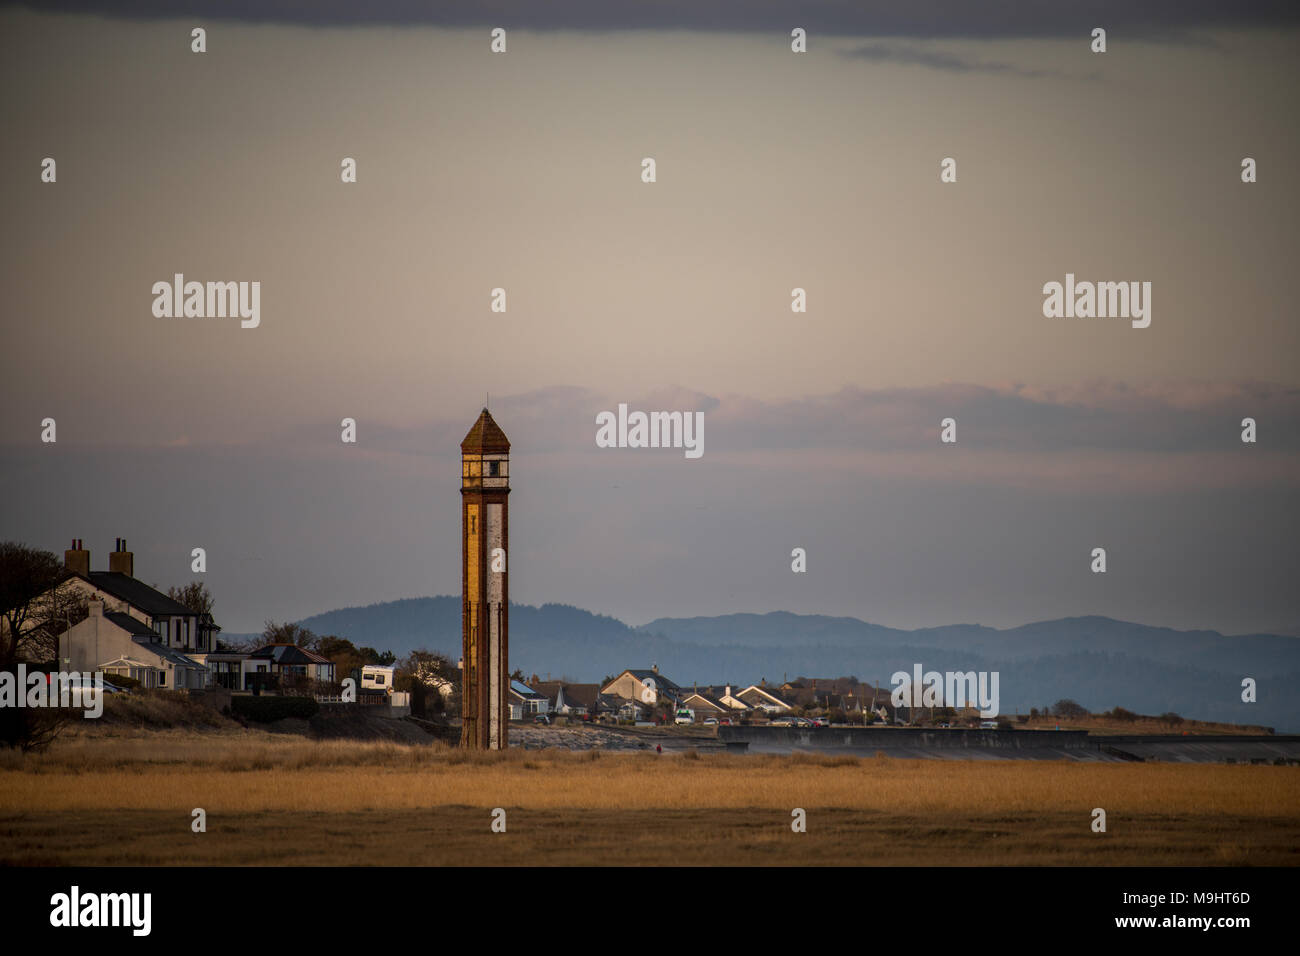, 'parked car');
52,674,123,694
674,708,695,725
979,720,998,729
533,713,550,725
703,717,719,726
811,717,830,728
795,717,814,728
